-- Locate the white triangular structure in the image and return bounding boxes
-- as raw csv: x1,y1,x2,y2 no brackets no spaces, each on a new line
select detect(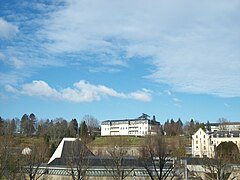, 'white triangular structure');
48,137,77,164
